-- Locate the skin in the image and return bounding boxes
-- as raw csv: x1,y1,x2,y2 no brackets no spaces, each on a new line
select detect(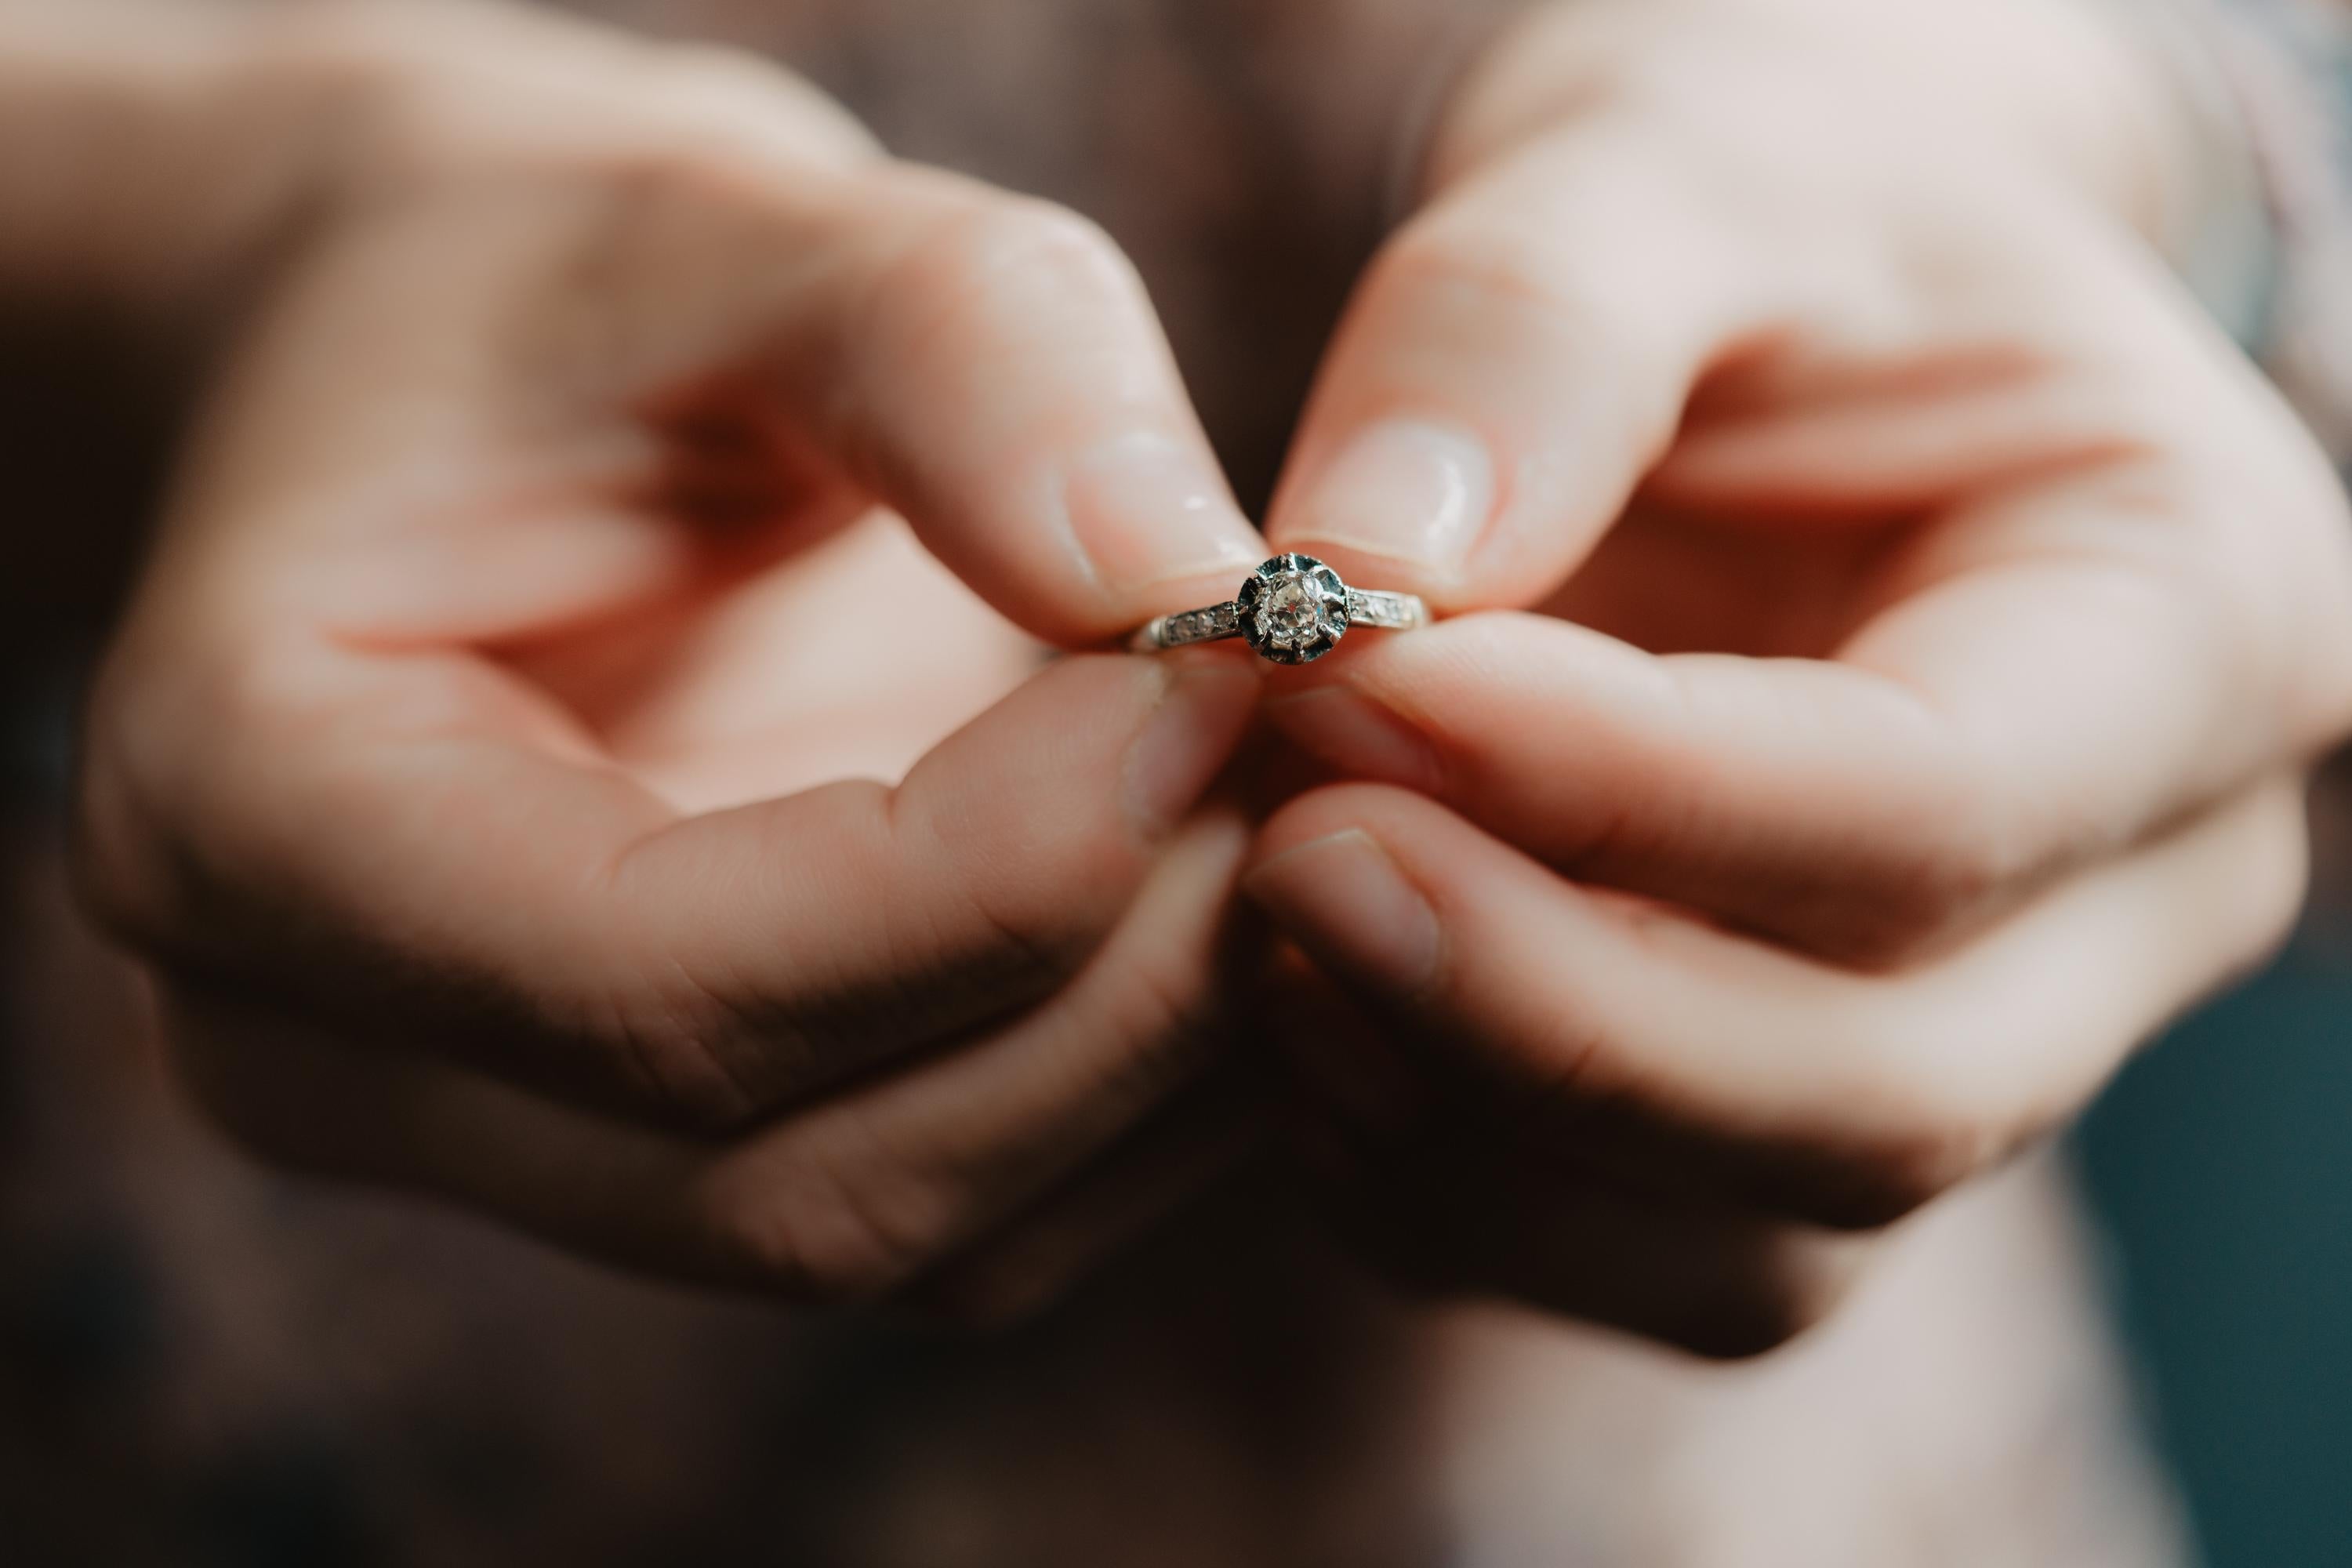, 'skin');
26,0,2352,1371
60,0,1279,1315
1246,0,2352,1351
